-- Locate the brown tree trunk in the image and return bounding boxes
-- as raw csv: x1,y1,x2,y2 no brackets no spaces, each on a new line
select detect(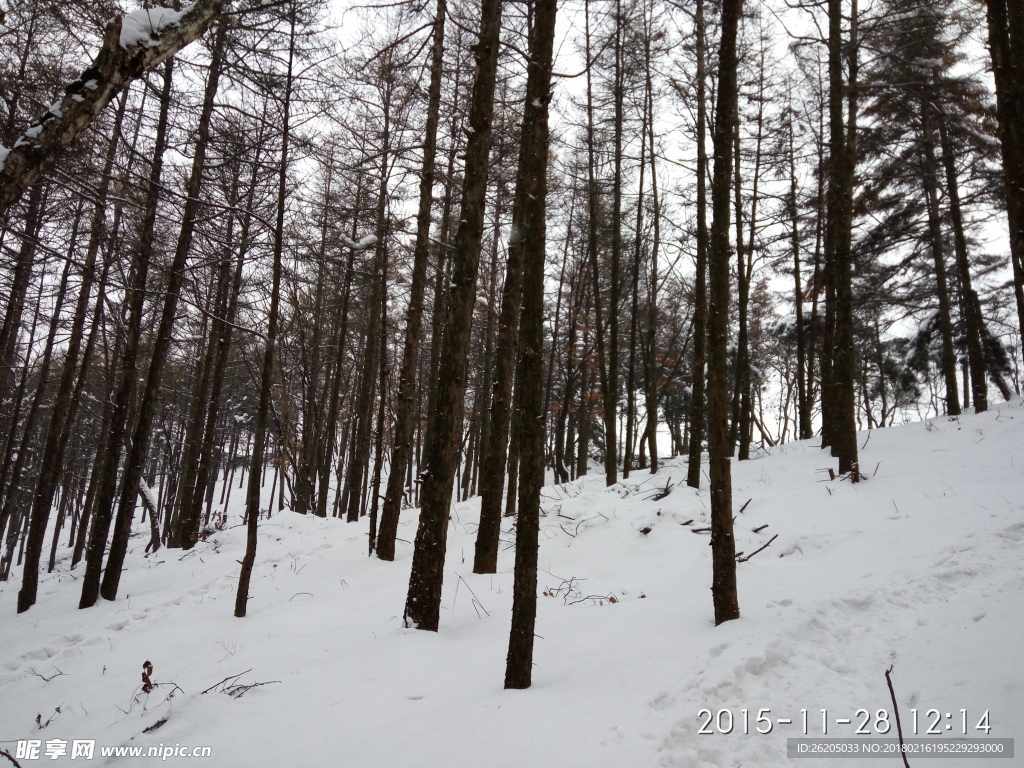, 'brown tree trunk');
687,0,709,489
76,62,176,612
236,8,296,618
788,106,812,439
936,111,987,412
100,22,227,601
377,0,447,560
919,103,961,416
644,15,661,475
707,0,742,626
826,0,859,477
986,0,1024,348
404,0,503,631
505,0,556,689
